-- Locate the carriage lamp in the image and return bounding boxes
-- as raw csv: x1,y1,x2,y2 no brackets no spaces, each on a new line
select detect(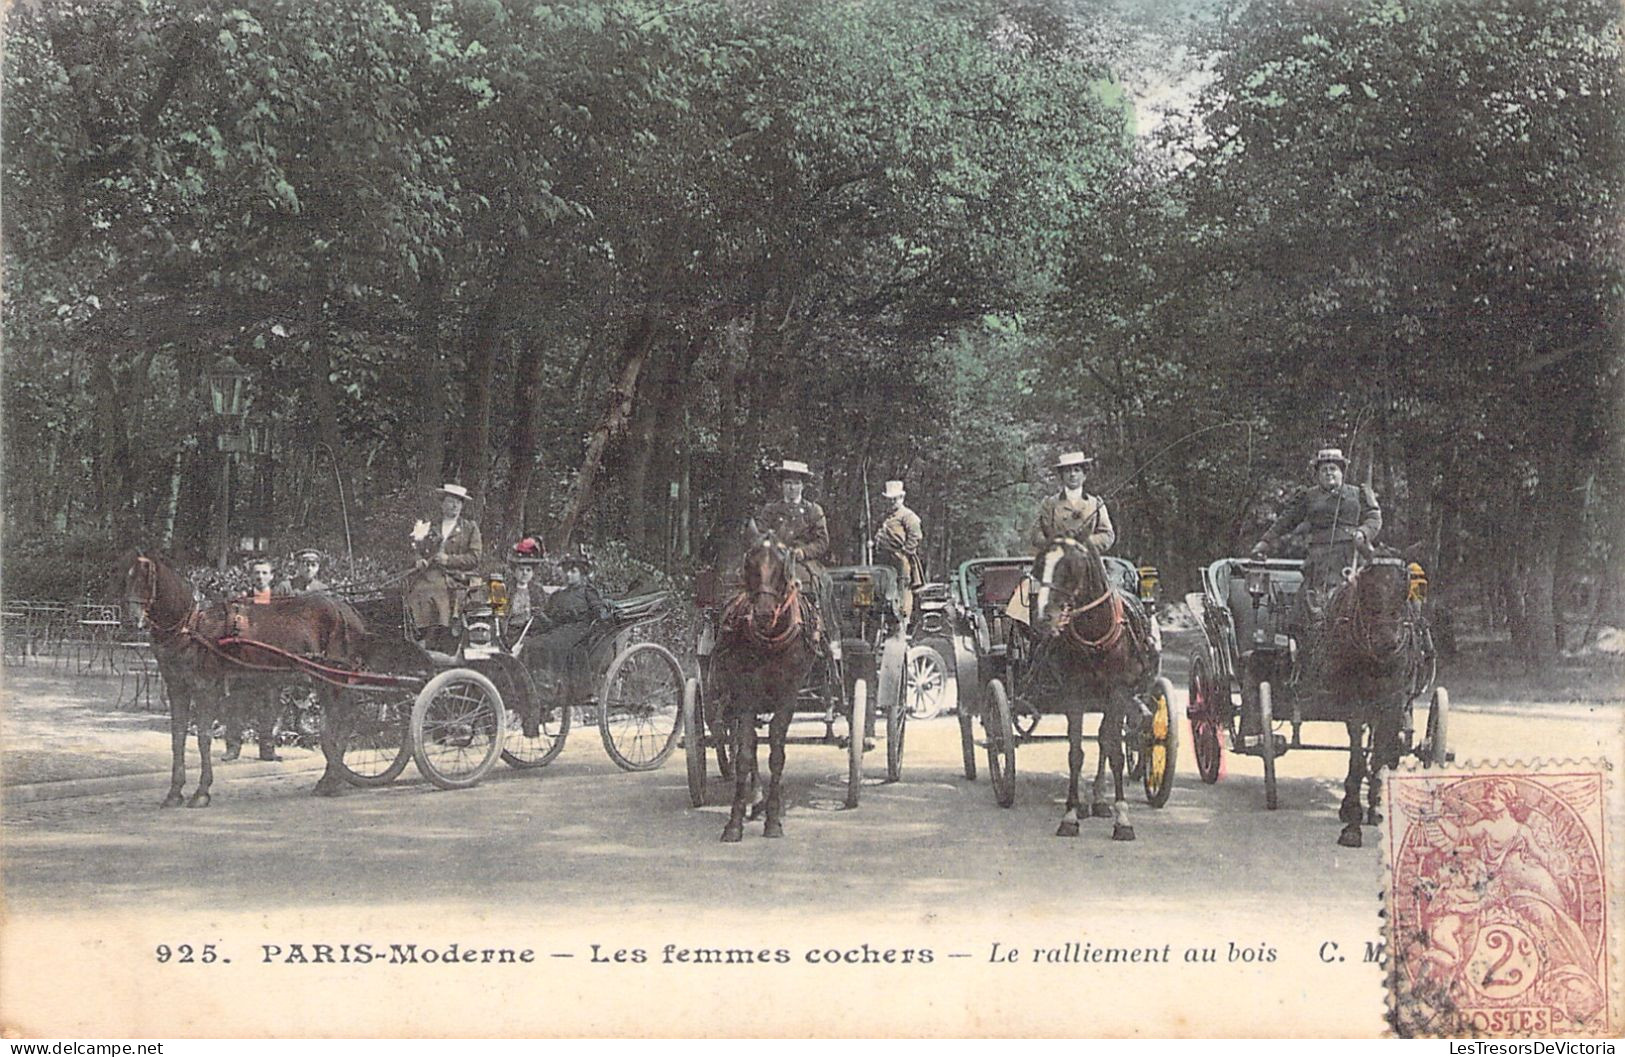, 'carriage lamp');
487,574,508,617
853,574,874,608
1244,564,1271,601
1137,565,1160,604
206,355,254,418
1408,562,1427,603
